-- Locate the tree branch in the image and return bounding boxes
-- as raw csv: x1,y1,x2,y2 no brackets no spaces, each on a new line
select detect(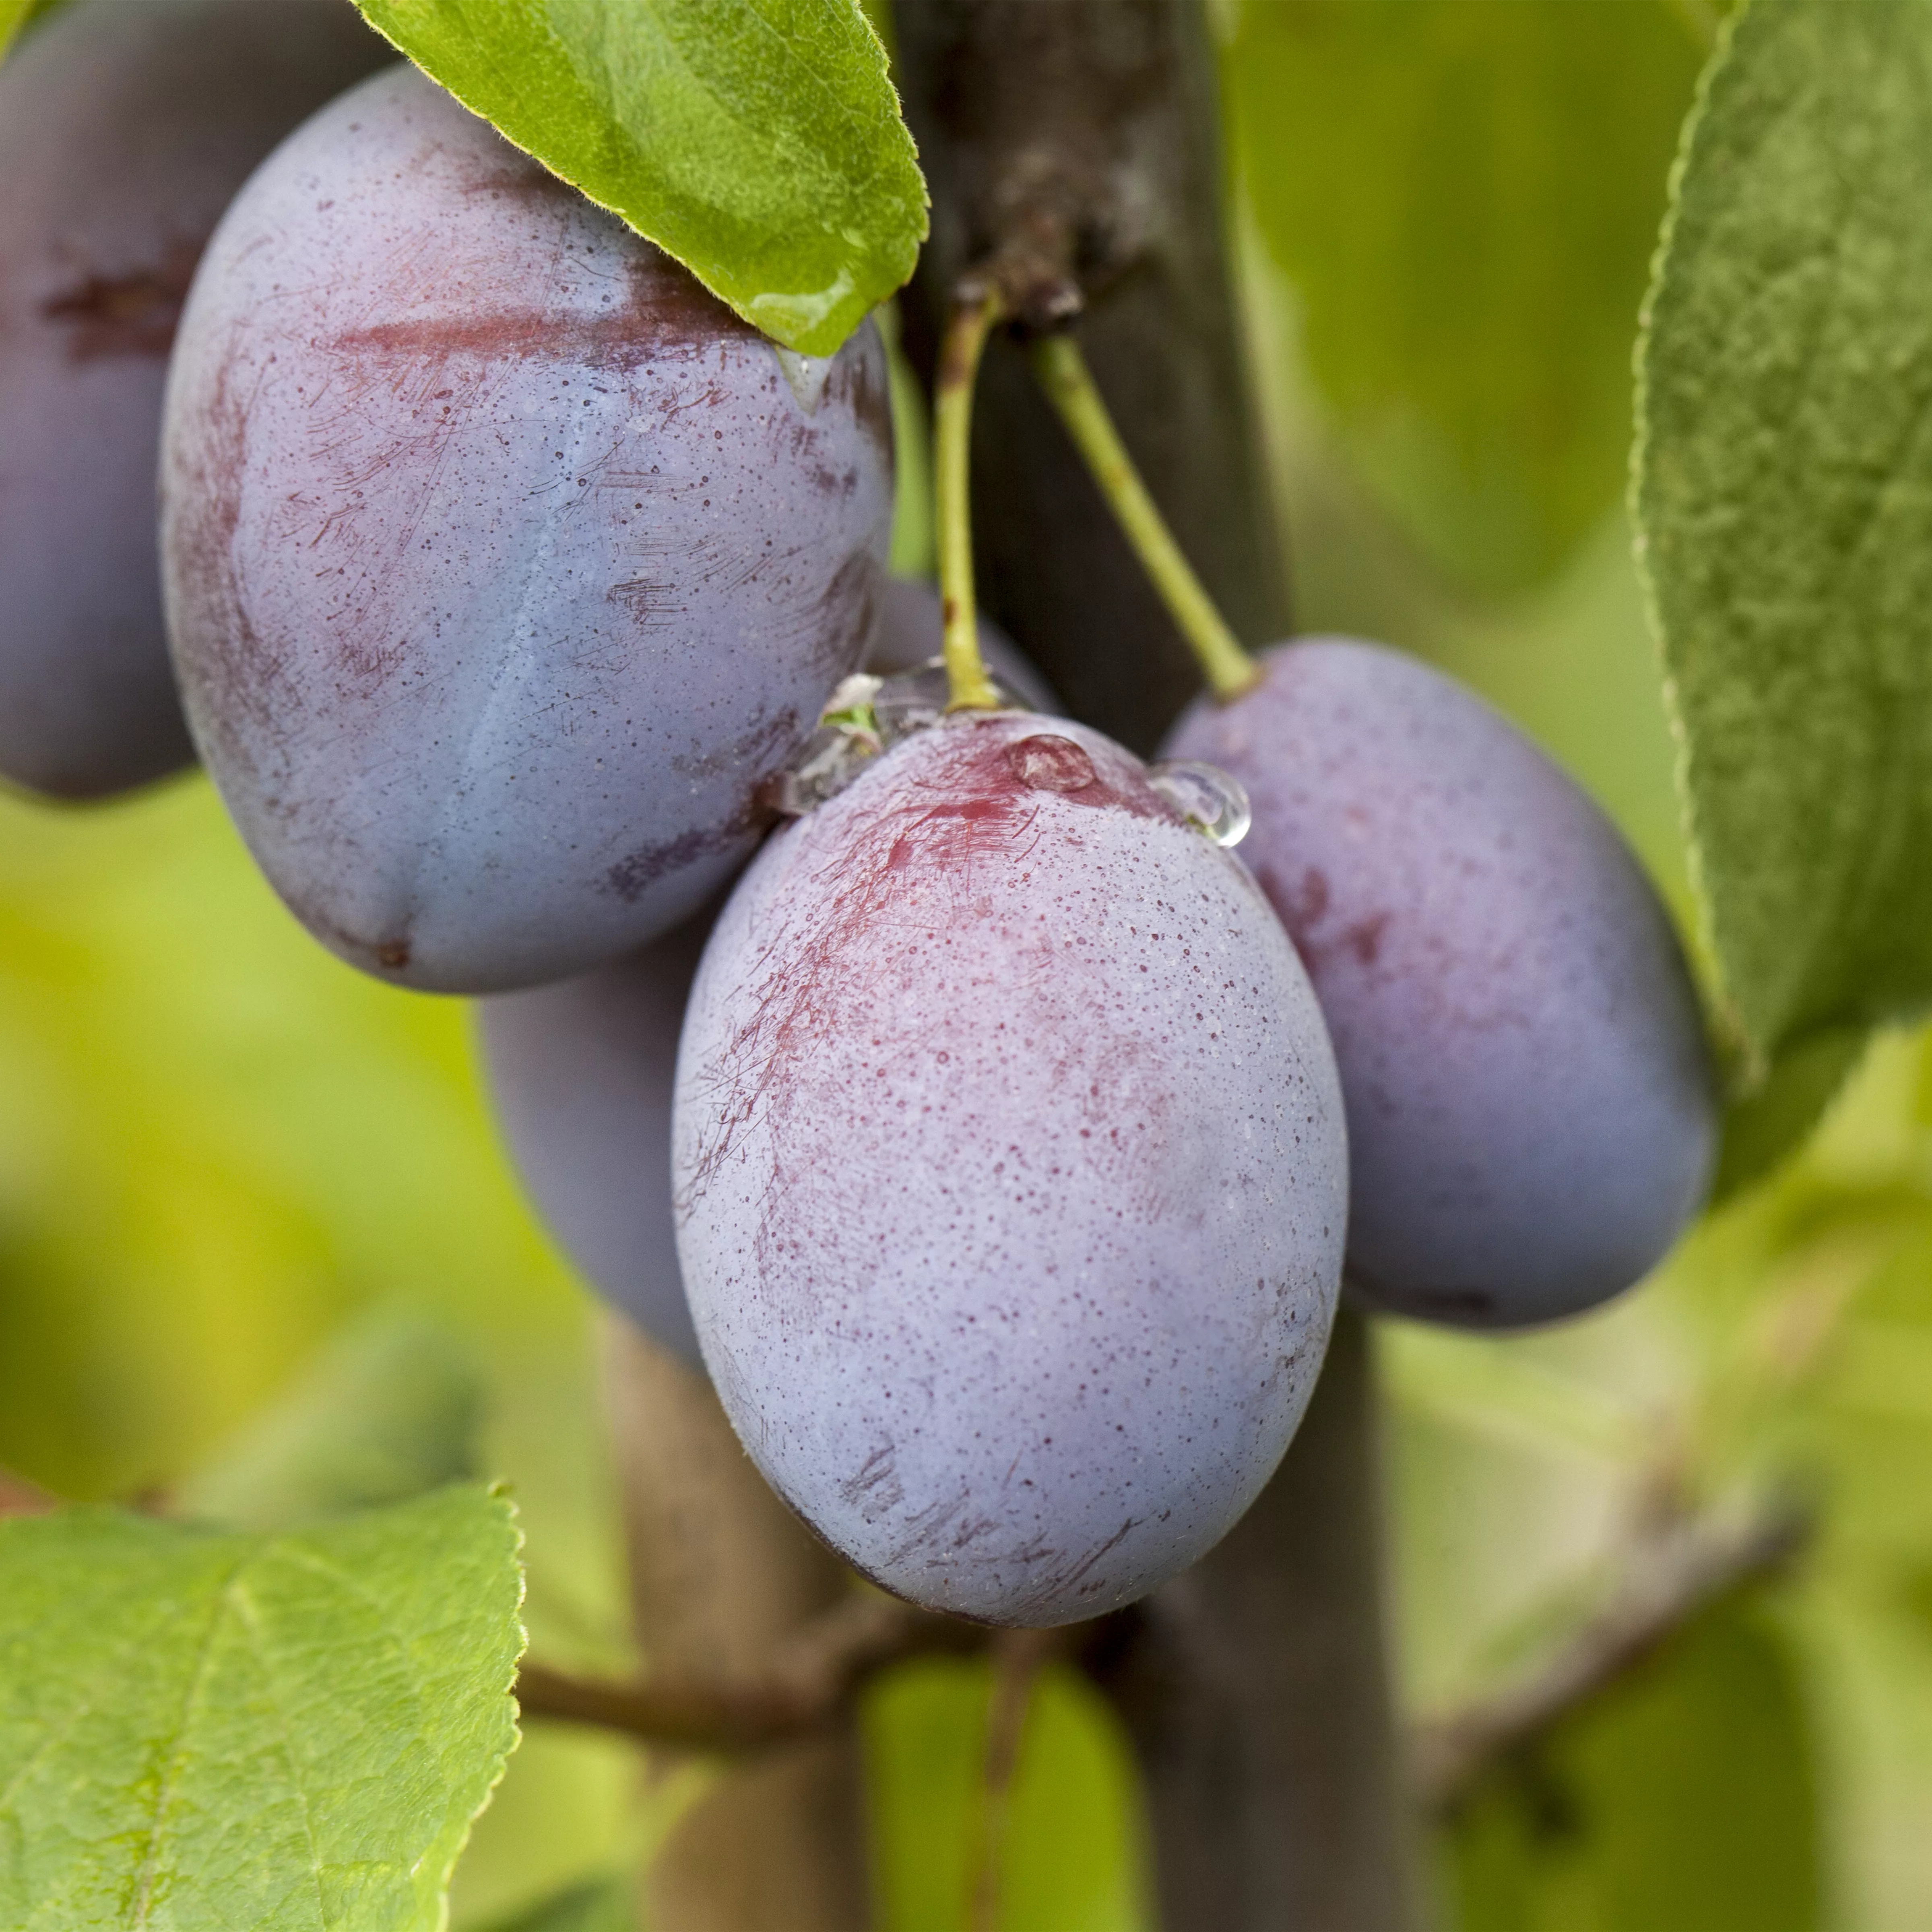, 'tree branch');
0,1466,56,1517
516,1585,992,1752
966,1626,1060,1932
1412,1499,1810,1815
